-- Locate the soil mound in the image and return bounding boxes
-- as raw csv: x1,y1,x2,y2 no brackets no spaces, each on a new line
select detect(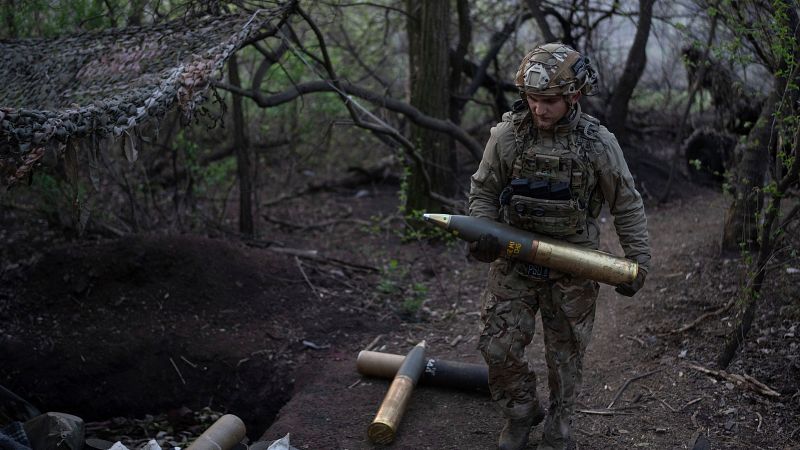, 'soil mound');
0,233,390,438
